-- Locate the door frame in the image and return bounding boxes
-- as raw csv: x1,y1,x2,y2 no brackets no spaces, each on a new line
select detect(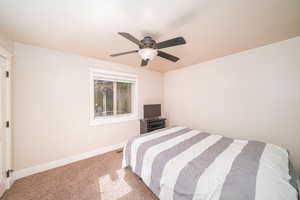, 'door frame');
0,46,12,192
